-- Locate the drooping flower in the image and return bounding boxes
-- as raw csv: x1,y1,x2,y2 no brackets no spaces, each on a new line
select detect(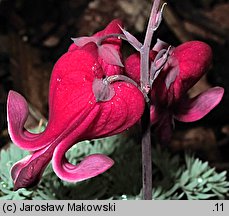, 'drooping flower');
125,40,224,143
7,20,145,190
